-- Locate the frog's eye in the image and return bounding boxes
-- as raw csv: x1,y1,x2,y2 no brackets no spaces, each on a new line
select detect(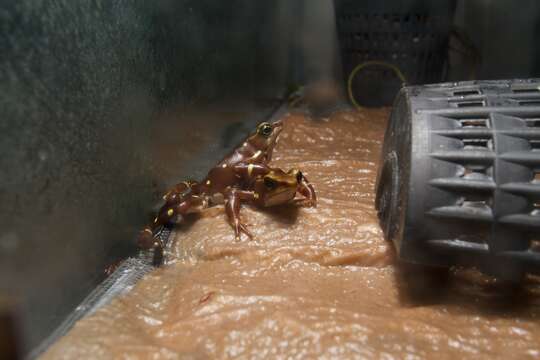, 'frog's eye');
264,177,277,189
257,123,273,137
